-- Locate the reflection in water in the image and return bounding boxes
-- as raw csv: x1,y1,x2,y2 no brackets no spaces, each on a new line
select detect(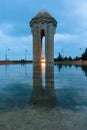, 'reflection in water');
0,64,87,111
81,66,87,77
0,65,87,130
57,64,87,77
5,65,8,76
25,64,27,76
57,64,63,72
57,64,73,72
30,63,57,107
